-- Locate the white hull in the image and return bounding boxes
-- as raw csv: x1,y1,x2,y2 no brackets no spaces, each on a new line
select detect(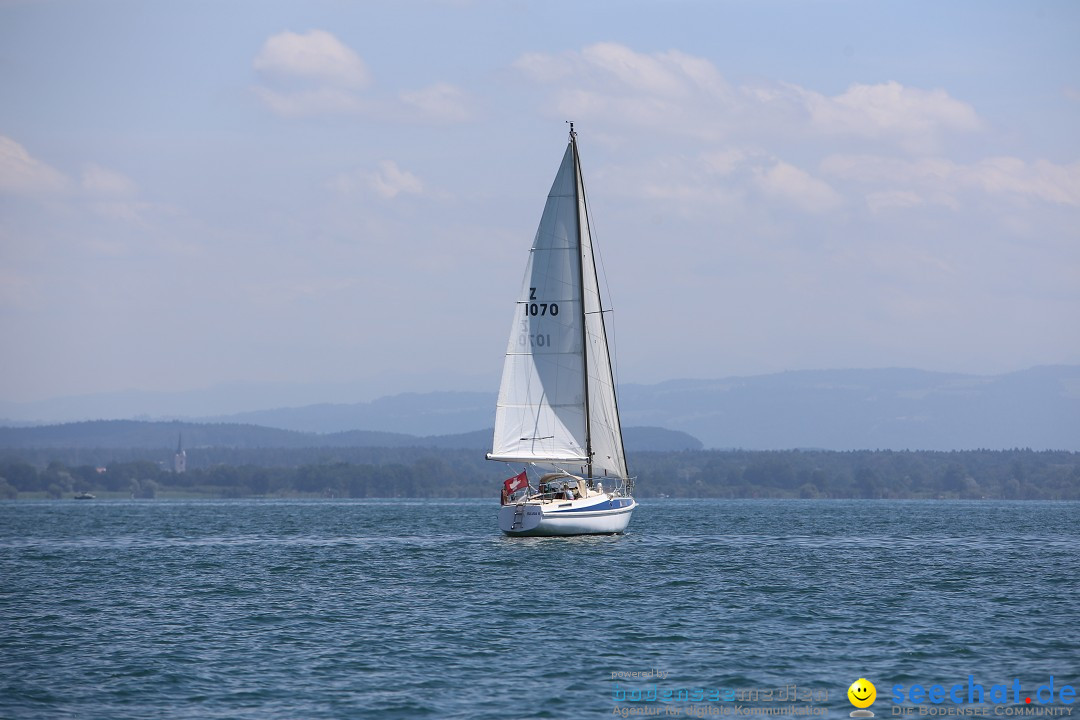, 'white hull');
499,494,636,536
